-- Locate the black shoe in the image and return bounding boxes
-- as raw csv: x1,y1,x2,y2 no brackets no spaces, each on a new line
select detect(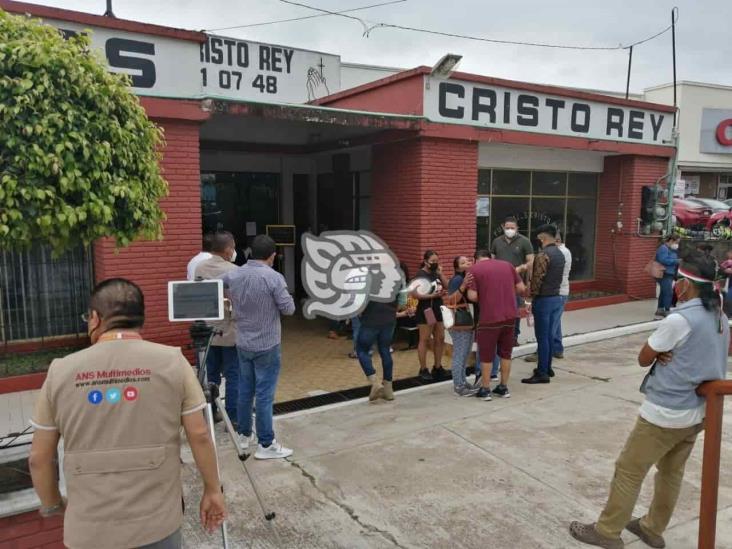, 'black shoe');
418,368,433,382
492,384,511,398
432,366,452,381
553,352,564,359
533,367,556,378
521,374,550,384
475,387,493,401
